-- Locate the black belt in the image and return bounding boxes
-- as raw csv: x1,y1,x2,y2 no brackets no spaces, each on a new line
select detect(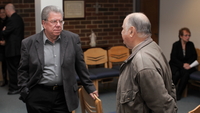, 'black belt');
37,84,63,91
